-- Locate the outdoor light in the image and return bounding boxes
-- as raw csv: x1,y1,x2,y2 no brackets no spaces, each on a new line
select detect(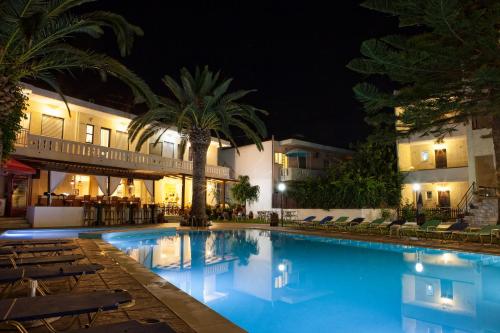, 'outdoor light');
412,183,421,191
415,262,424,273
277,182,286,226
278,263,286,272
